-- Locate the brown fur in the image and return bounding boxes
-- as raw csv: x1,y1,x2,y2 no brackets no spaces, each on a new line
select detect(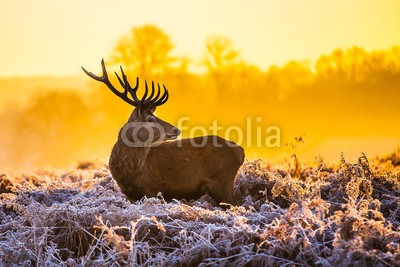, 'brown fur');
109,108,244,205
